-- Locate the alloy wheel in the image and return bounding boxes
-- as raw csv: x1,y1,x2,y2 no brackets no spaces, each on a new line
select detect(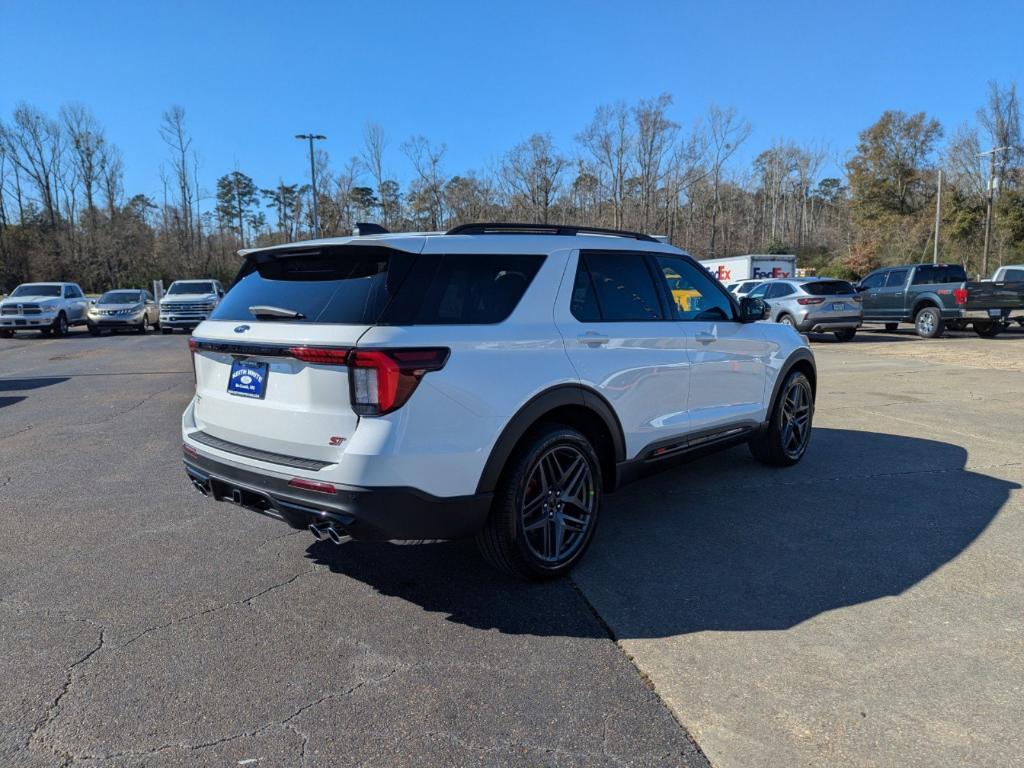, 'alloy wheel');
780,379,812,459
917,312,935,335
520,445,596,565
